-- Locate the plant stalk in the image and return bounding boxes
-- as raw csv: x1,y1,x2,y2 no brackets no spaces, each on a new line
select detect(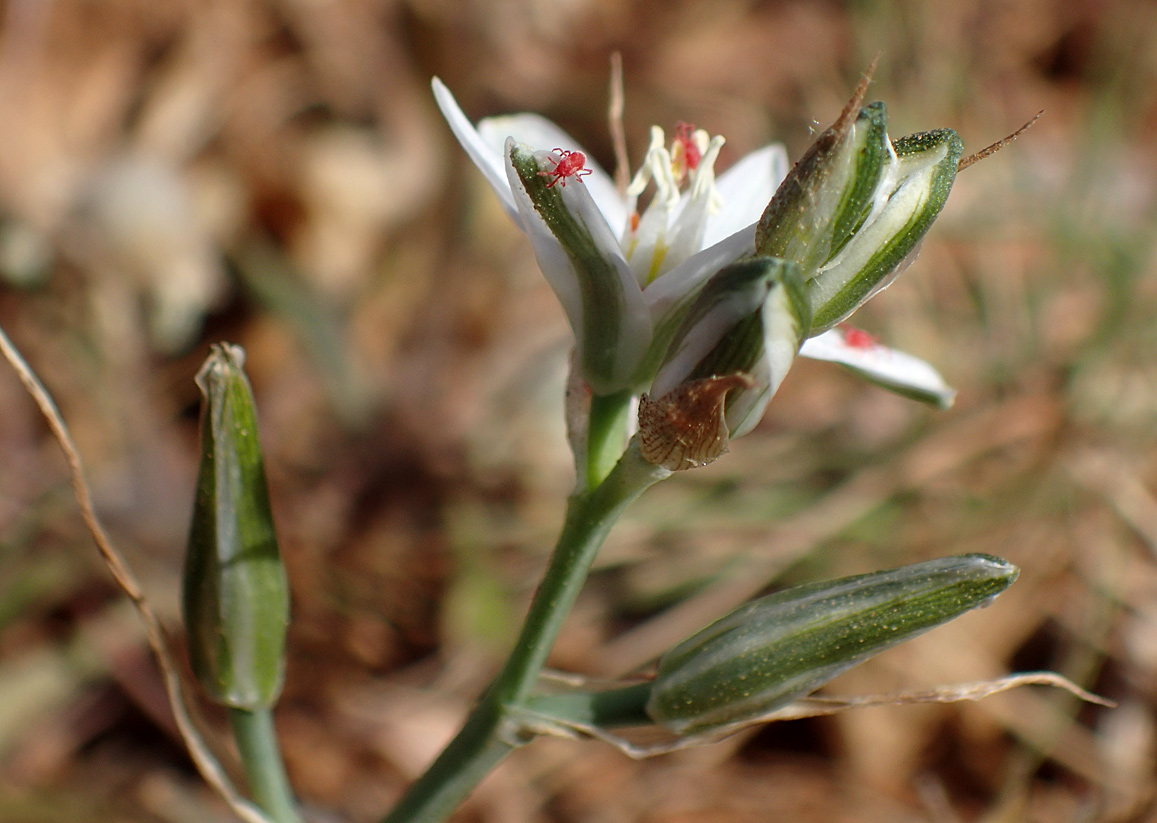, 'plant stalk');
585,391,633,491
383,443,667,823
228,707,301,823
